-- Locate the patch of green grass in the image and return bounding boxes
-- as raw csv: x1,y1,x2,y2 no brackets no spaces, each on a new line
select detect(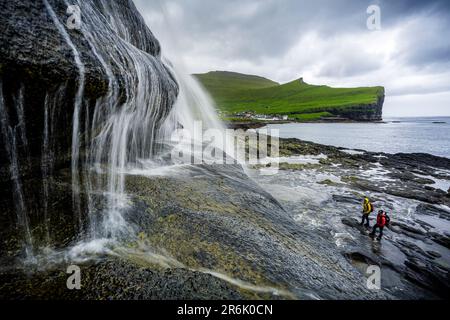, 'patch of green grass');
194,71,384,119
194,71,279,99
